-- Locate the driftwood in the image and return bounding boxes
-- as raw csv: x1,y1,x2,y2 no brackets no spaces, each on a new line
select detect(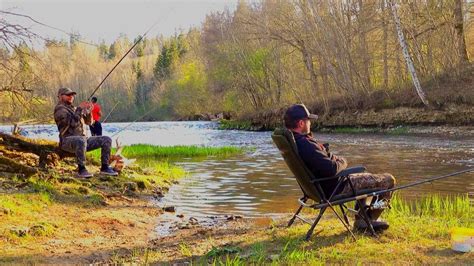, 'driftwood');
0,132,73,168
0,155,37,176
